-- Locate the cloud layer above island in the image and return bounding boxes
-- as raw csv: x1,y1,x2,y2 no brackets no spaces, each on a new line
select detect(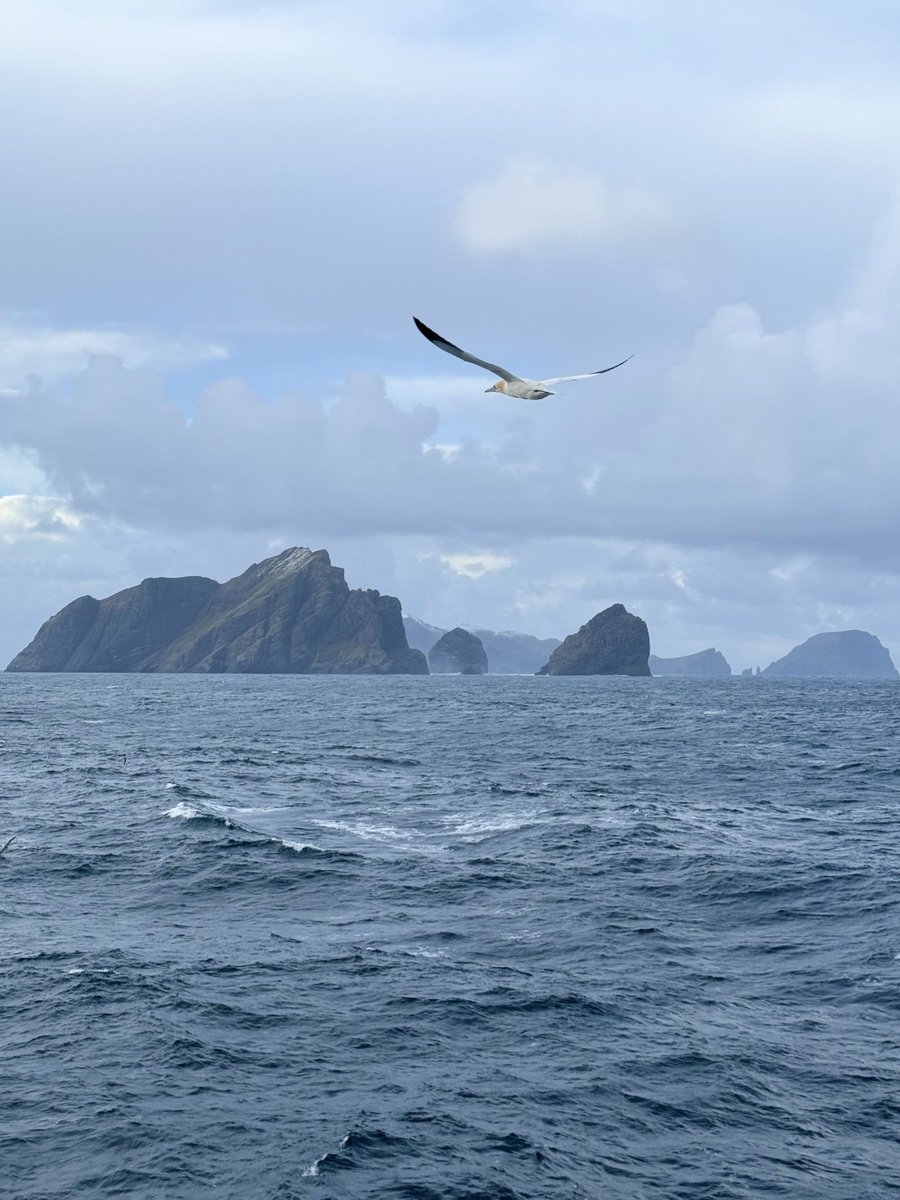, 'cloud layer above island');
2,0,900,669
